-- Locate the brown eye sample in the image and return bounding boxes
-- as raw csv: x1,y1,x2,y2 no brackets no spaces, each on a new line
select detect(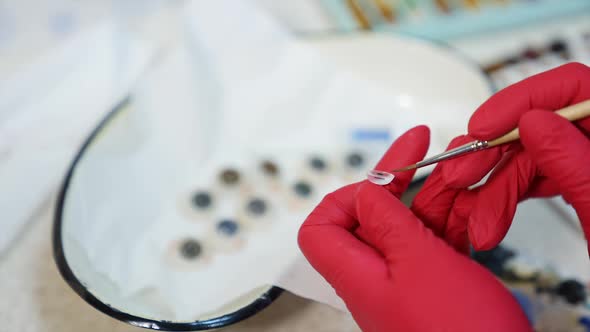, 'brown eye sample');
260,160,279,177
219,168,240,186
